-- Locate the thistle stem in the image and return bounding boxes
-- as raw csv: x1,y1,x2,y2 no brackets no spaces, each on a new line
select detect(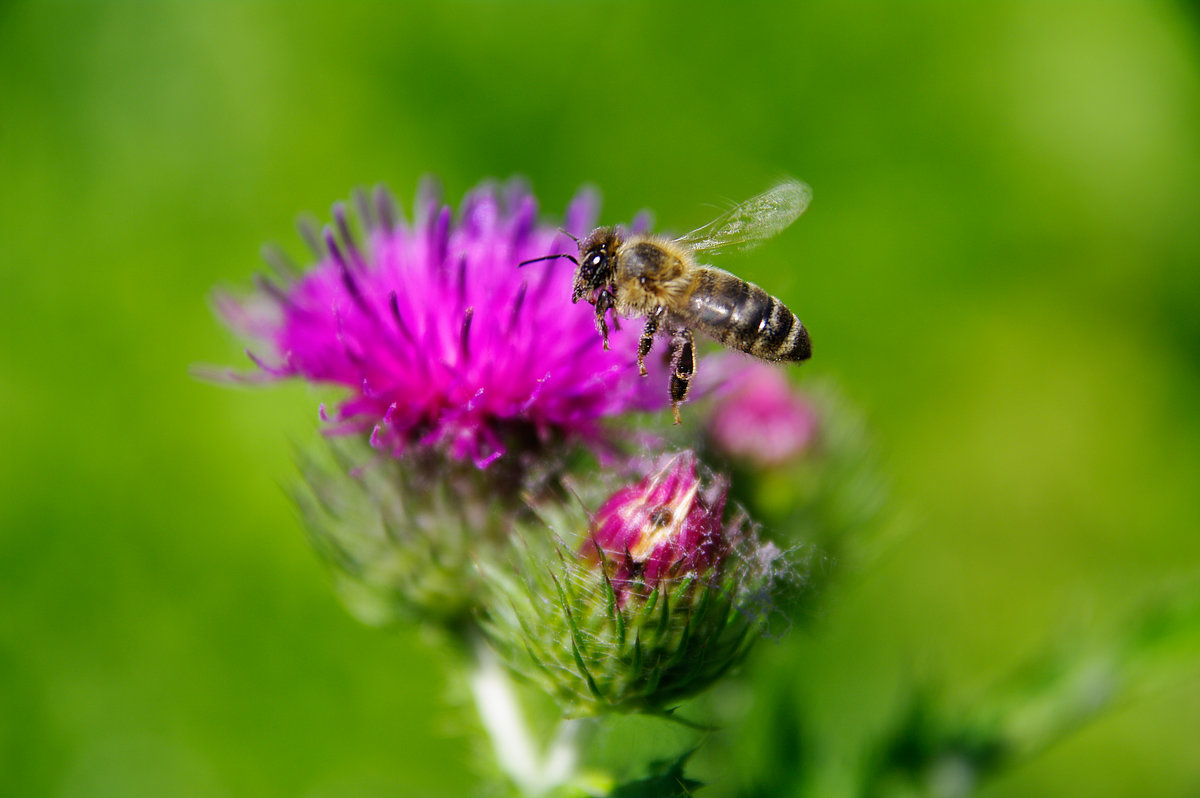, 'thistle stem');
469,638,585,796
